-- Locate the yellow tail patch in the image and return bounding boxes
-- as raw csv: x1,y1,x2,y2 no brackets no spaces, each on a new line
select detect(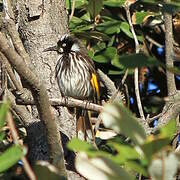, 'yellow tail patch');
90,73,100,102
